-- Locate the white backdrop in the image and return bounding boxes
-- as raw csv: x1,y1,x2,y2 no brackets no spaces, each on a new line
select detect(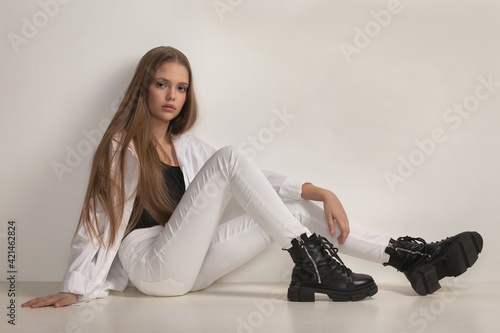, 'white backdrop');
1,0,498,286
